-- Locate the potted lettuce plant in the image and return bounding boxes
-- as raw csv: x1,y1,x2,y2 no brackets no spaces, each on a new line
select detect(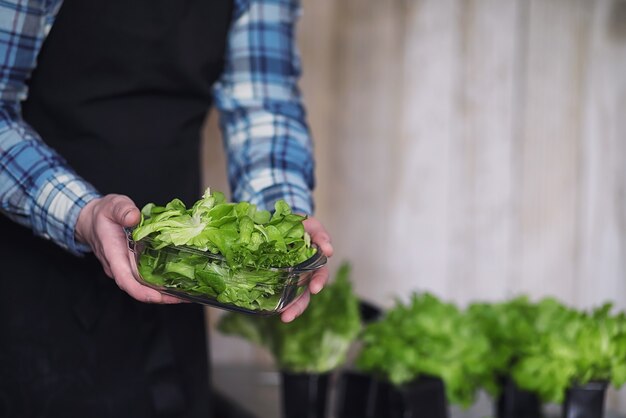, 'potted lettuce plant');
217,262,361,418
510,300,626,418
334,299,383,418
354,293,500,418
467,297,543,418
